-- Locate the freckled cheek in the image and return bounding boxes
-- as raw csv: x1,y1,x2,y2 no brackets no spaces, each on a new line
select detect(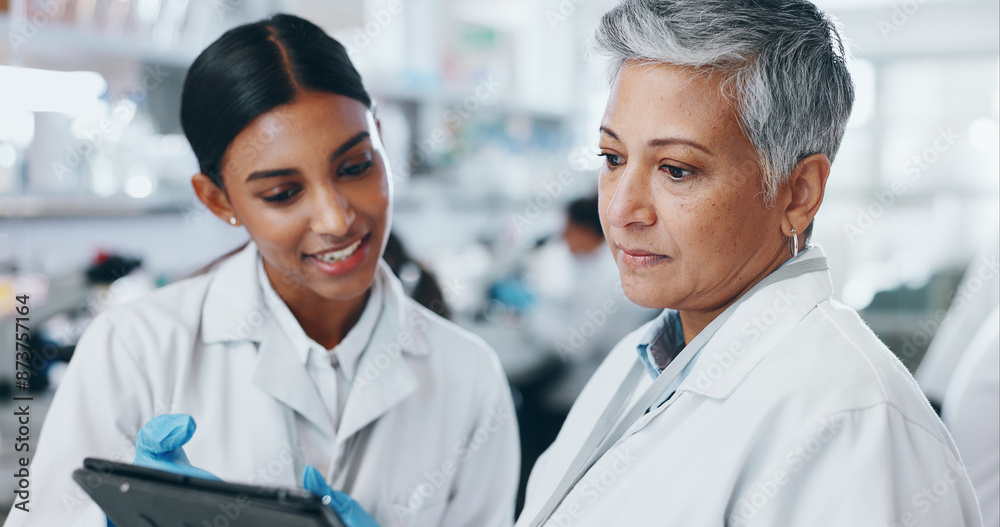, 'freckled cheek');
670,197,734,260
